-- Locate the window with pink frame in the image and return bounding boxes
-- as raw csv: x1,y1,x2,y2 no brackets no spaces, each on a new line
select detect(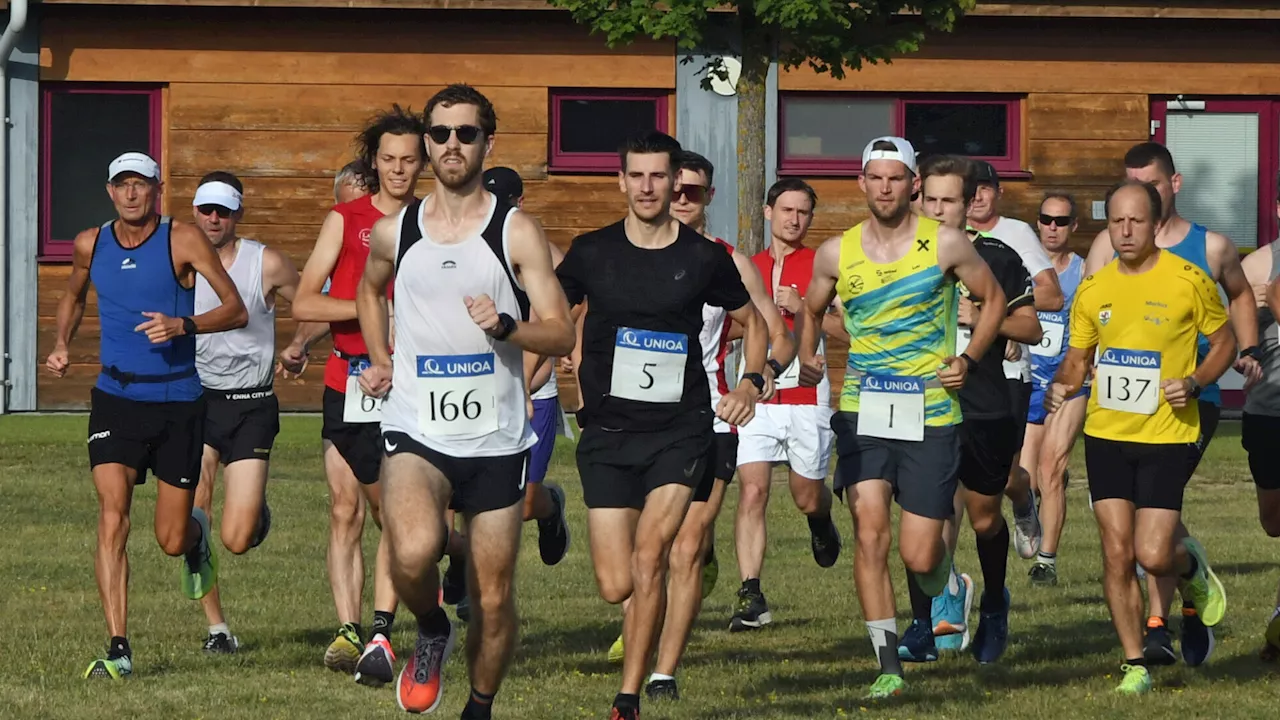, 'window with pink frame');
39,84,163,261
779,93,1023,177
549,89,669,173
